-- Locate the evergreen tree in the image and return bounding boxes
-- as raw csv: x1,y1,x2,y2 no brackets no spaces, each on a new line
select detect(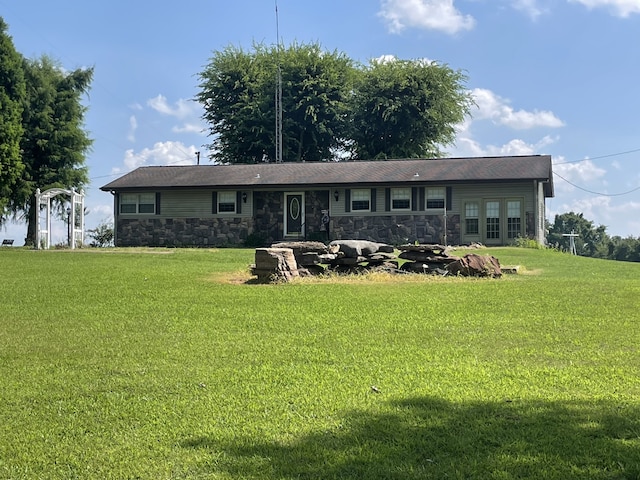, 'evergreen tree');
11,56,93,245
0,18,26,215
